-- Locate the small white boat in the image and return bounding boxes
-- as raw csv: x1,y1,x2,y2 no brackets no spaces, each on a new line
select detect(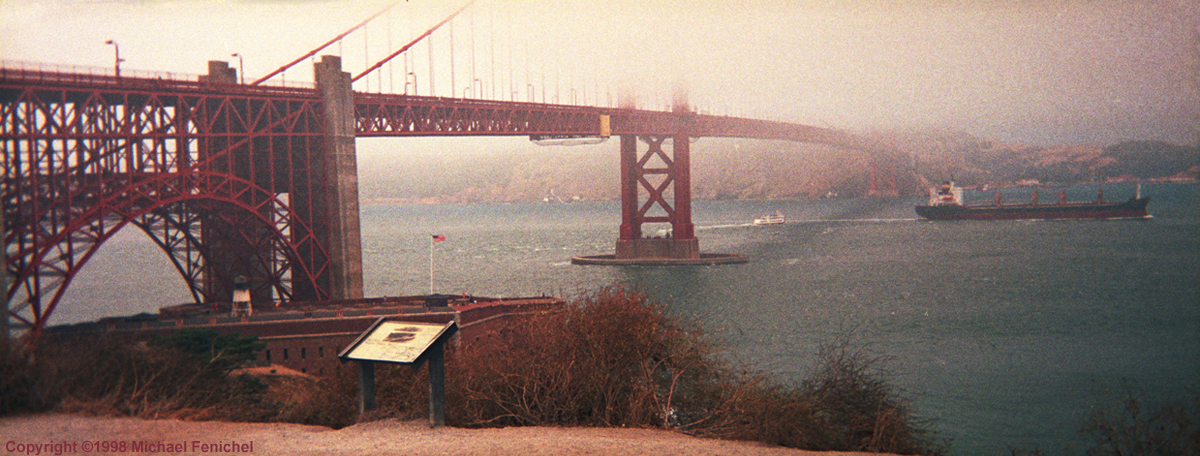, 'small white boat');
753,211,786,225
